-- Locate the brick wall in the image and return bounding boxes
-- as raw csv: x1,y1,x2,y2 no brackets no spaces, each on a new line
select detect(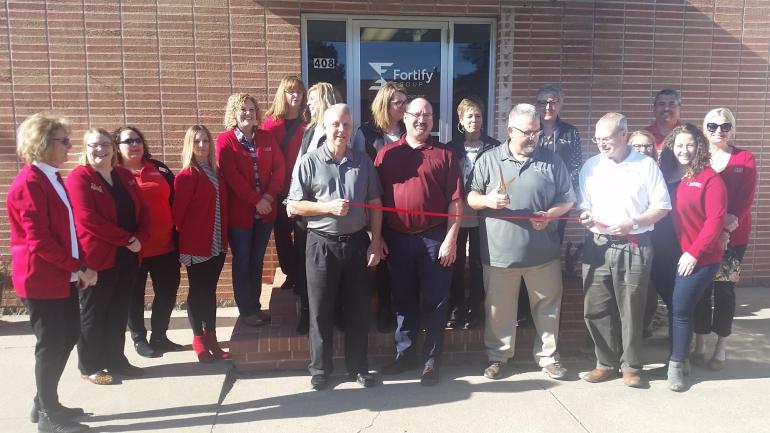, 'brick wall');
1,0,769,310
